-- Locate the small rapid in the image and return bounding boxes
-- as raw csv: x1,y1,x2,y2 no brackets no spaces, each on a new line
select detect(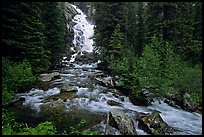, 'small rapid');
11,3,202,135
